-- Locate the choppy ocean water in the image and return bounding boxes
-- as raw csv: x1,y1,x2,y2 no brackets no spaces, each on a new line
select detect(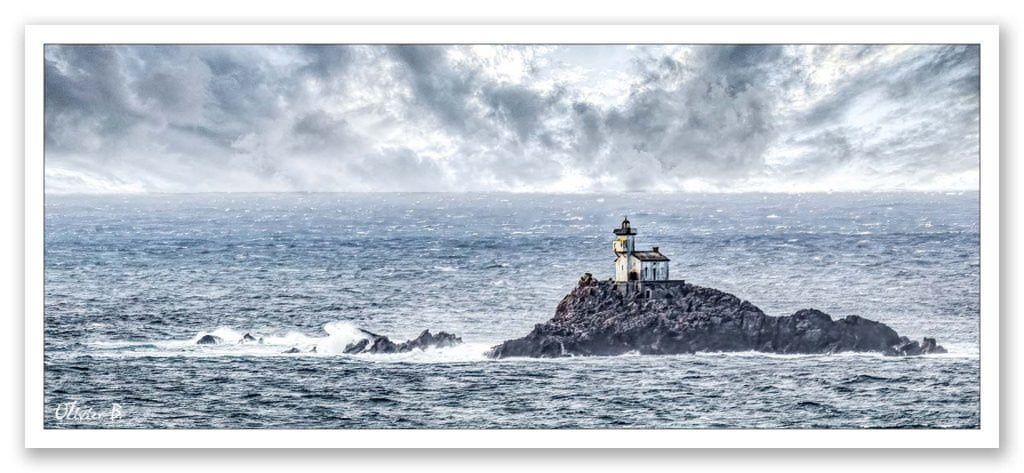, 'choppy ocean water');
43,192,980,429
